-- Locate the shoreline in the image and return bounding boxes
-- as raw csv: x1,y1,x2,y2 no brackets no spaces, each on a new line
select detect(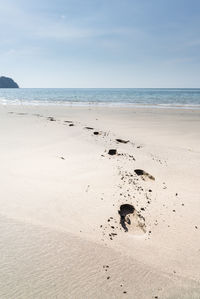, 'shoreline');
1,100,200,110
